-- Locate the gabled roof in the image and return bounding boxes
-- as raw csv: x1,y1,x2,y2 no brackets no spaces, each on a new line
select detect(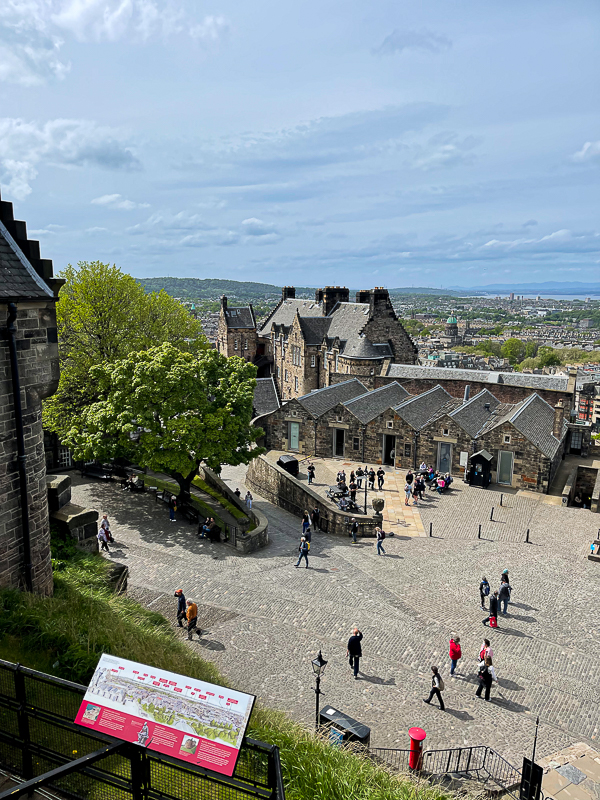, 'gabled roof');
223,306,256,329
341,337,393,360
478,394,566,458
385,364,570,392
299,316,331,345
325,302,369,343
393,385,452,430
297,379,367,418
449,389,501,437
342,382,410,424
0,218,54,301
253,377,280,418
258,298,323,335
